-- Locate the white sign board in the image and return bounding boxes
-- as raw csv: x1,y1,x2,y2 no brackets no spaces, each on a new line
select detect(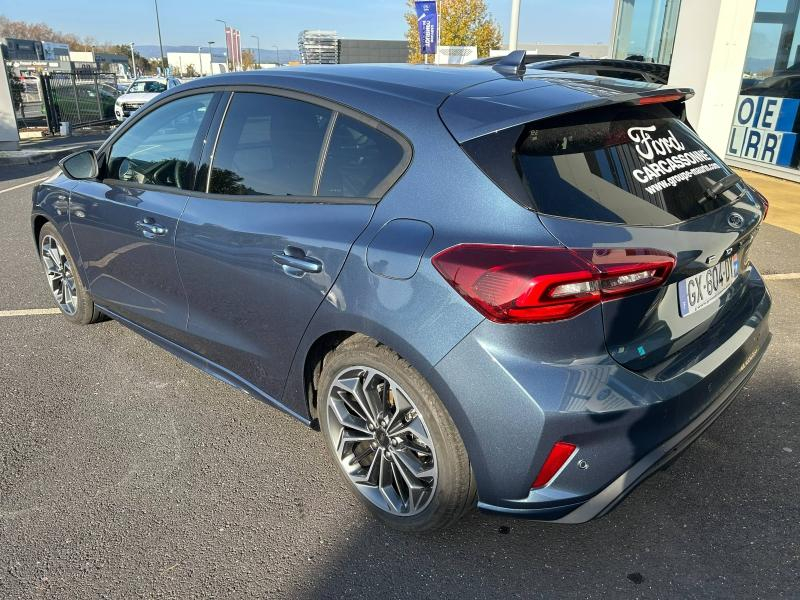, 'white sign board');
435,45,478,65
